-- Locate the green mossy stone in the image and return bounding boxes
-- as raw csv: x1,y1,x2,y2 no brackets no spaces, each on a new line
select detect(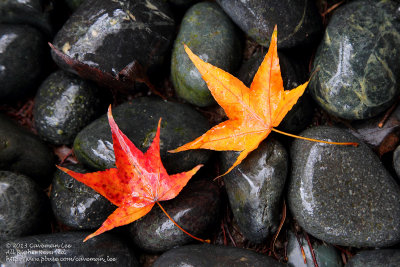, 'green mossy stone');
171,1,242,107
310,0,400,120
